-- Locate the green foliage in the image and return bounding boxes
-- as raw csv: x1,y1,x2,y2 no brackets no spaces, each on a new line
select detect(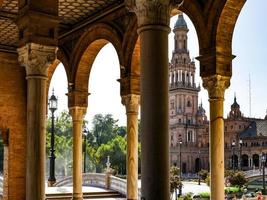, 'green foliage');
96,136,127,174
199,169,209,181
46,112,141,176
225,186,240,194
199,192,210,198
228,171,247,188
205,174,210,186
91,114,118,147
170,166,182,194
178,193,193,200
